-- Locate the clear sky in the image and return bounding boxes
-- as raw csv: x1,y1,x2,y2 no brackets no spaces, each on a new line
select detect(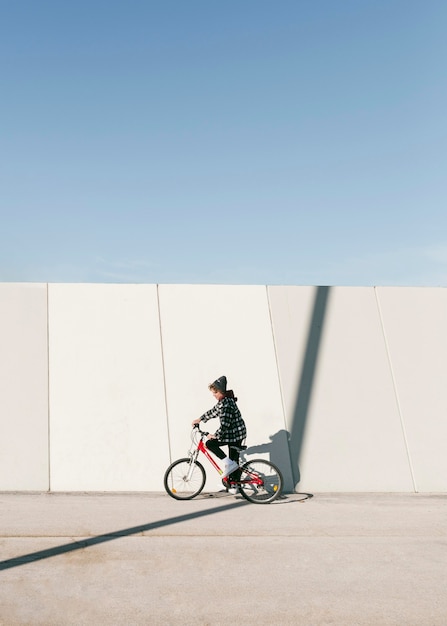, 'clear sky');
1,1,446,286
